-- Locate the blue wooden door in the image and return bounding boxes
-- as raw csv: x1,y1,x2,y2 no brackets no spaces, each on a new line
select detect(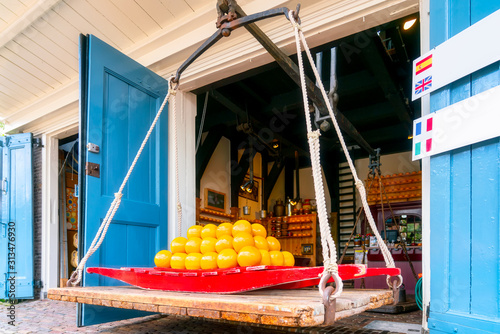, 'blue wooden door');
0,134,34,300
78,35,169,326
428,1,500,333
